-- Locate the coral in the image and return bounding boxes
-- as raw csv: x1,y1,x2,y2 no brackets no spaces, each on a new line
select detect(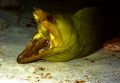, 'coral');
0,18,10,31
